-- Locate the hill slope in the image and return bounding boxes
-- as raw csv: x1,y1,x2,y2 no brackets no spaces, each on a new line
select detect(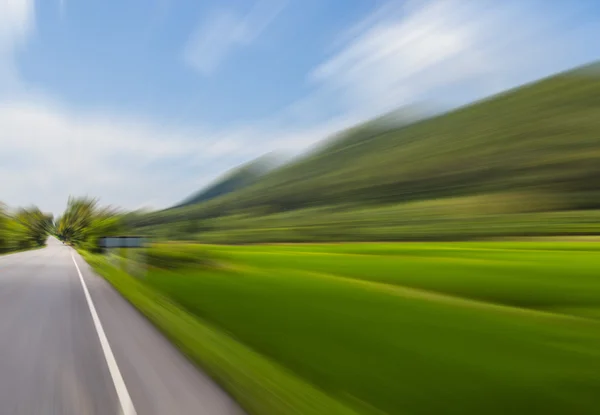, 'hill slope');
239,66,600,210
133,63,600,239
173,156,276,209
